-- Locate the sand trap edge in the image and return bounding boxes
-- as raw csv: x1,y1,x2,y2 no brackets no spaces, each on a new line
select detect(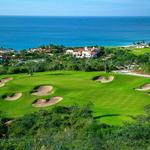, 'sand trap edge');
135,84,150,91
4,93,22,101
94,75,114,83
32,97,63,108
0,77,13,87
31,85,53,96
